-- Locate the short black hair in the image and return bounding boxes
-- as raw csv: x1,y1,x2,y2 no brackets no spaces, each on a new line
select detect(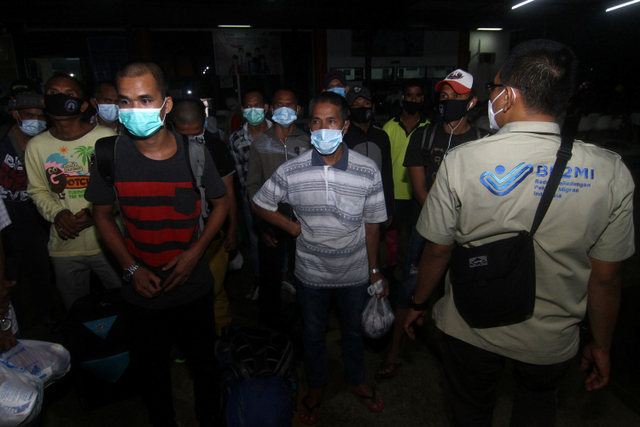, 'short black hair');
499,39,577,117
93,80,117,98
242,89,265,105
402,80,423,96
271,88,298,105
169,98,206,126
45,74,86,99
308,91,349,122
116,60,169,96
